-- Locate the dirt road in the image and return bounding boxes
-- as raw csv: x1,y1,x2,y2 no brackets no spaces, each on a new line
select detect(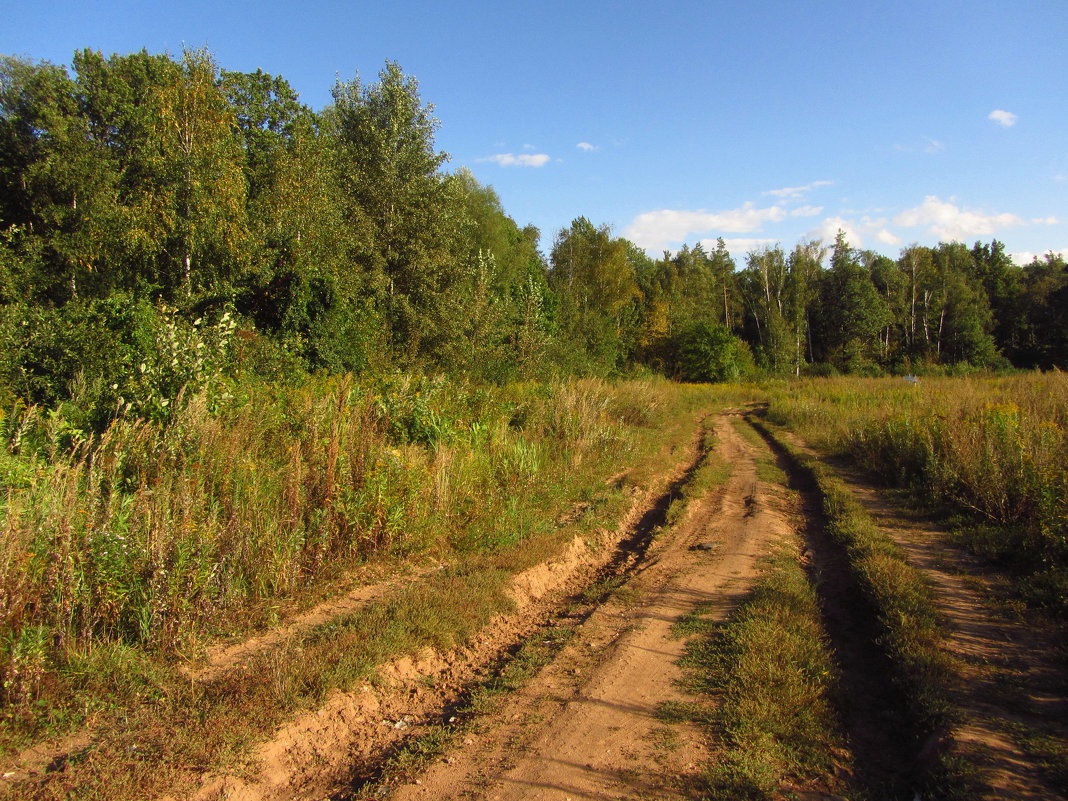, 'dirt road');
387,413,792,801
